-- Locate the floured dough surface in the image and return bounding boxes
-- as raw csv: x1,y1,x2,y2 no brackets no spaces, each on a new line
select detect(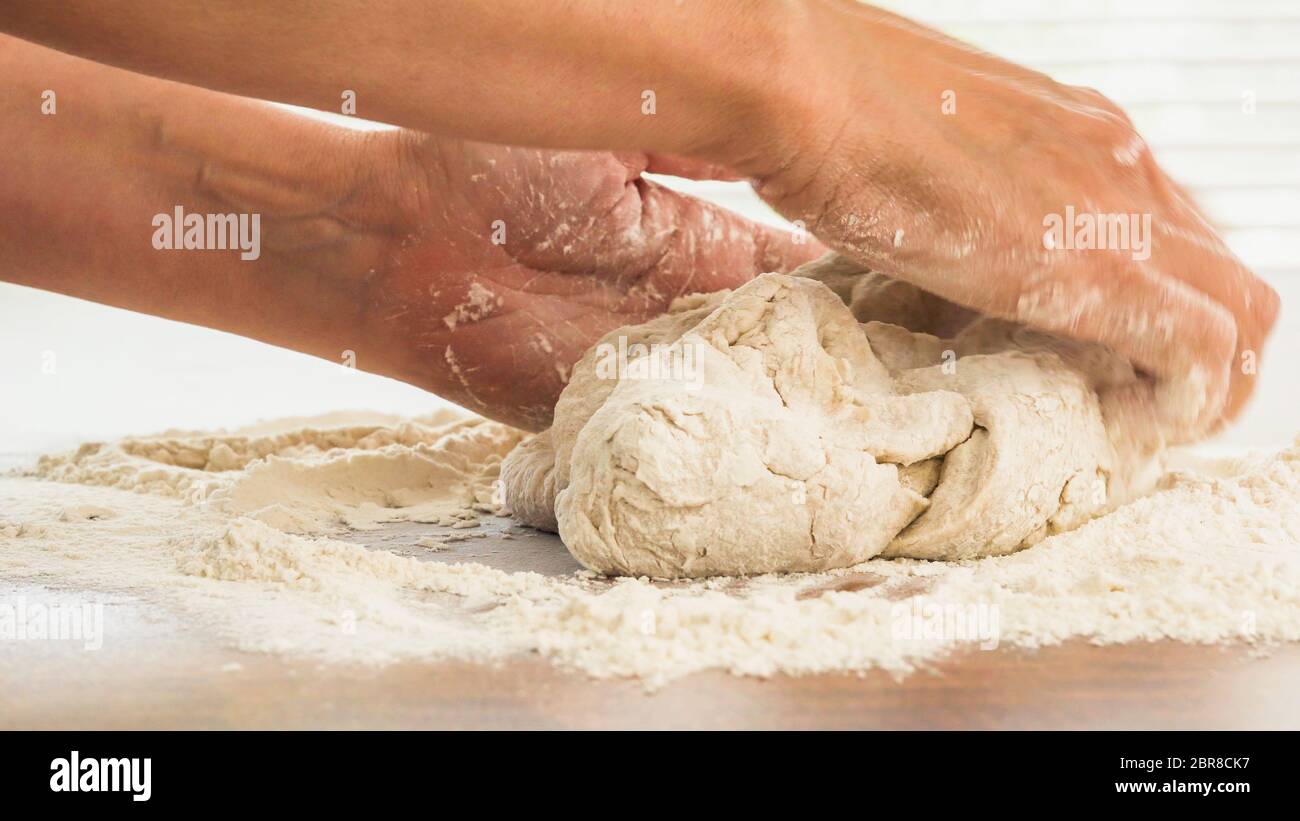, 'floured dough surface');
503,254,1159,577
